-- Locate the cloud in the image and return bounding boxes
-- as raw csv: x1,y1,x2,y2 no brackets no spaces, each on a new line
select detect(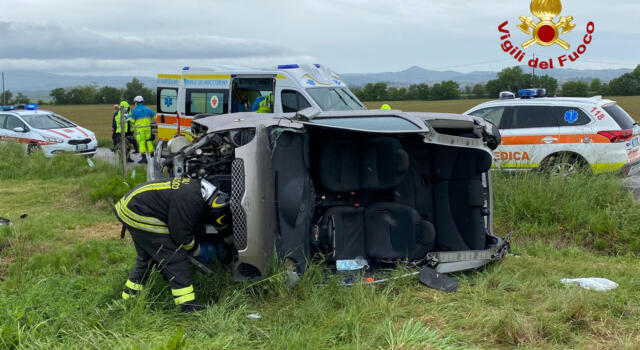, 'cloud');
0,21,296,60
